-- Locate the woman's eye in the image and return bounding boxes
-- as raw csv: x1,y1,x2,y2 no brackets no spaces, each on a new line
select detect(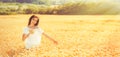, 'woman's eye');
33,19,36,21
